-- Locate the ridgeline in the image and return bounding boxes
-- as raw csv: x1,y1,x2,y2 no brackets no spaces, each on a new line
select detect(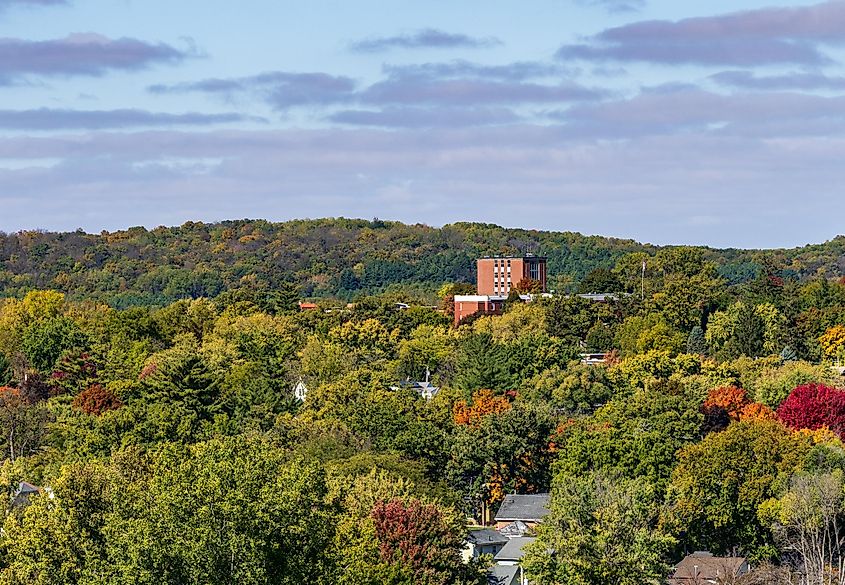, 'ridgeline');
1,218,842,306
